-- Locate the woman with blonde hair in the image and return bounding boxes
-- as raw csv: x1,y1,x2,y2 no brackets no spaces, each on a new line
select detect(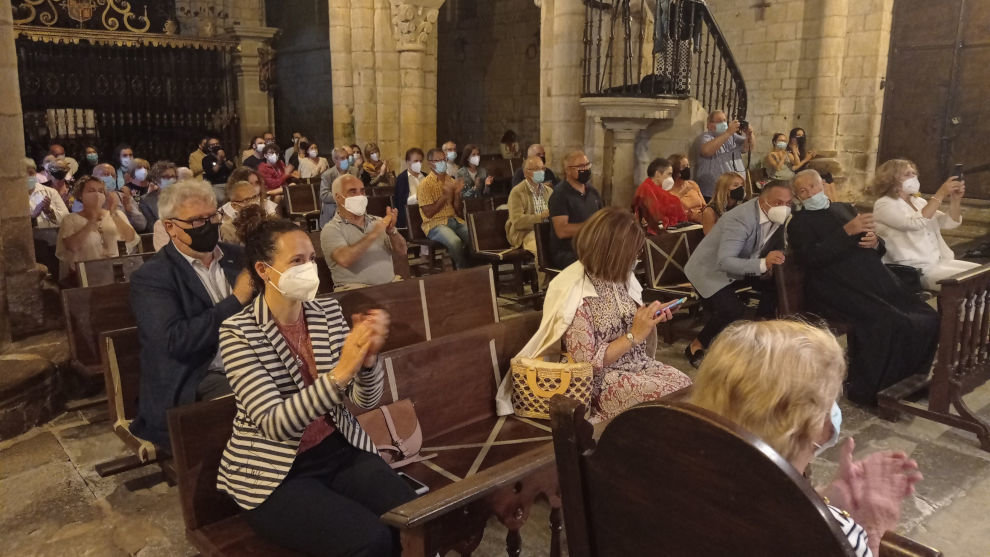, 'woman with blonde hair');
872,158,977,290
700,171,748,235
497,207,691,421
691,320,922,557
